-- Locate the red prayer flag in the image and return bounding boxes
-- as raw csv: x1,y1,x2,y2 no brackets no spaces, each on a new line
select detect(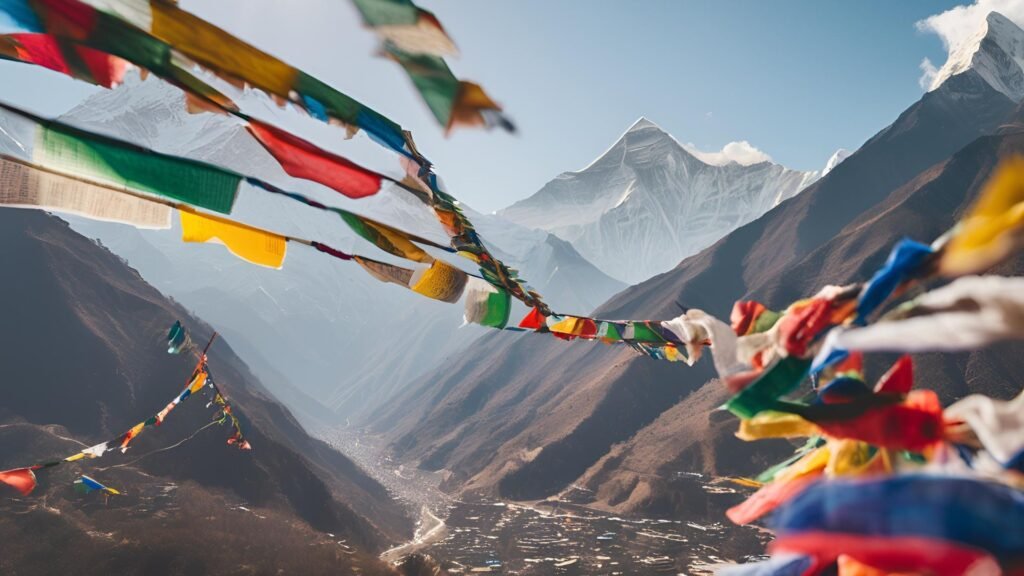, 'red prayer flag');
772,532,998,576
726,472,821,525
873,355,913,395
579,318,598,339
0,467,38,496
778,298,833,357
247,121,384,199
518,307,546,330
832,351,864,379
2,34,127,88
731,300,767,336
814,390,944,452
